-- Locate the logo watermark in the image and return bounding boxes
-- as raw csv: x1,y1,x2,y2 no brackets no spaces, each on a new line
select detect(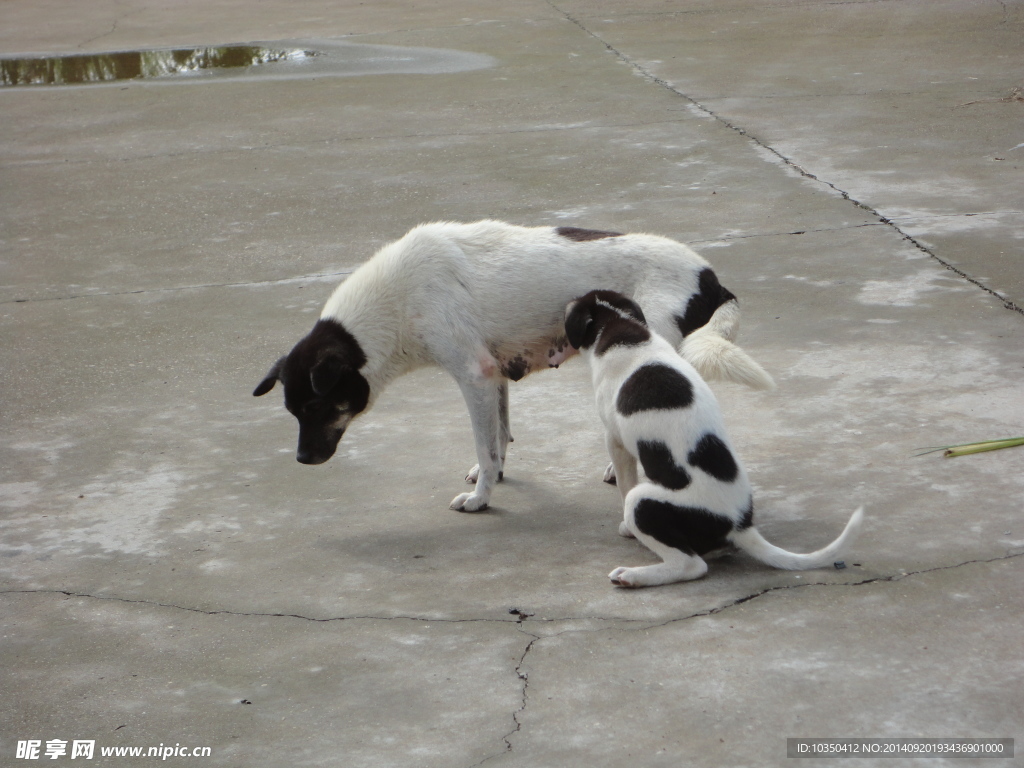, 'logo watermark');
15,740,211,760
788,738,1014,758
